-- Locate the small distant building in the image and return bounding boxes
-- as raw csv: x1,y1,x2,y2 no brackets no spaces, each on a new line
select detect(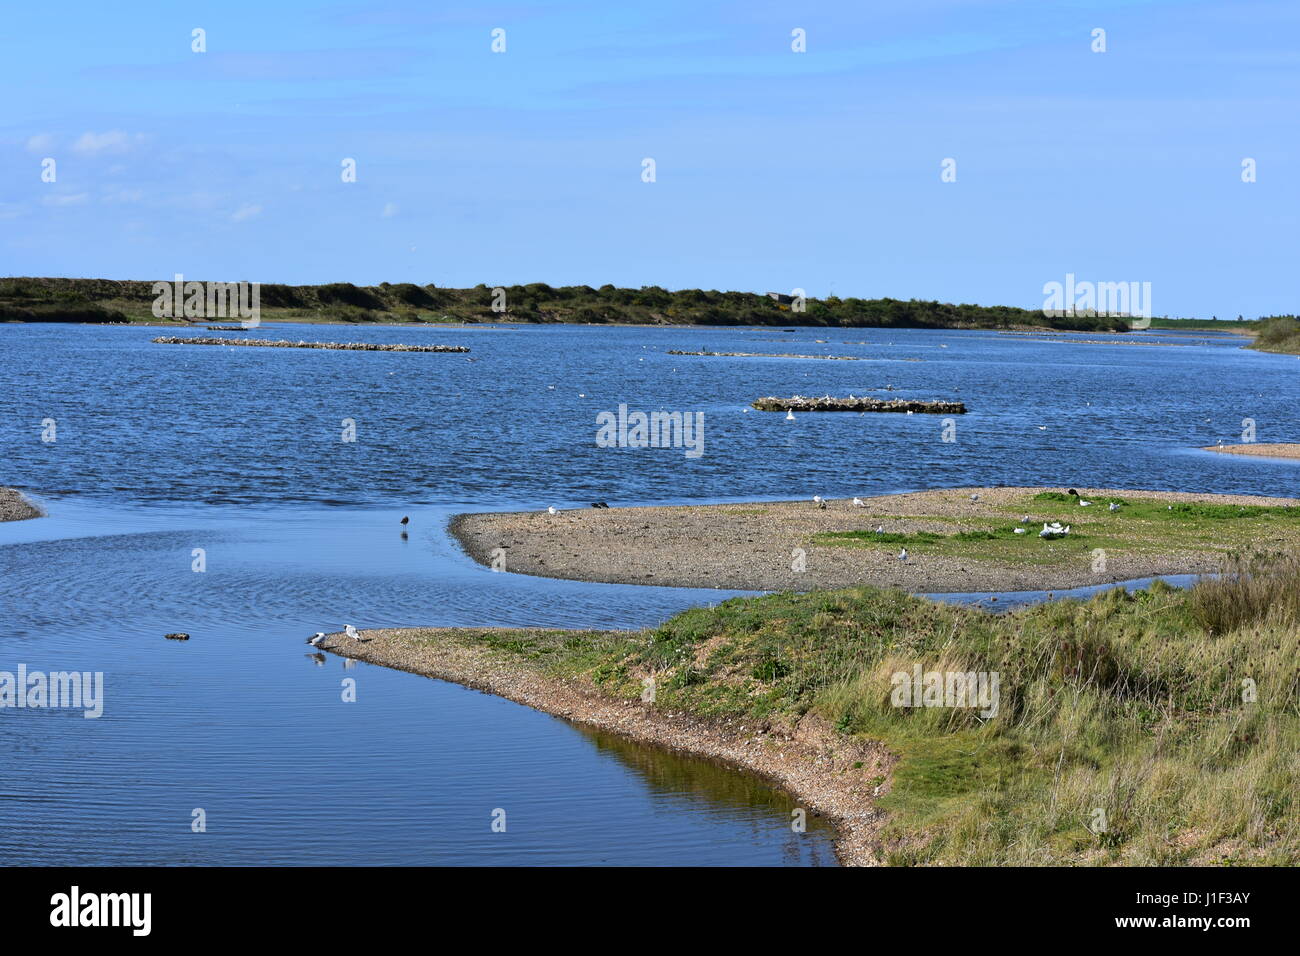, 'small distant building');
766,292,794,305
